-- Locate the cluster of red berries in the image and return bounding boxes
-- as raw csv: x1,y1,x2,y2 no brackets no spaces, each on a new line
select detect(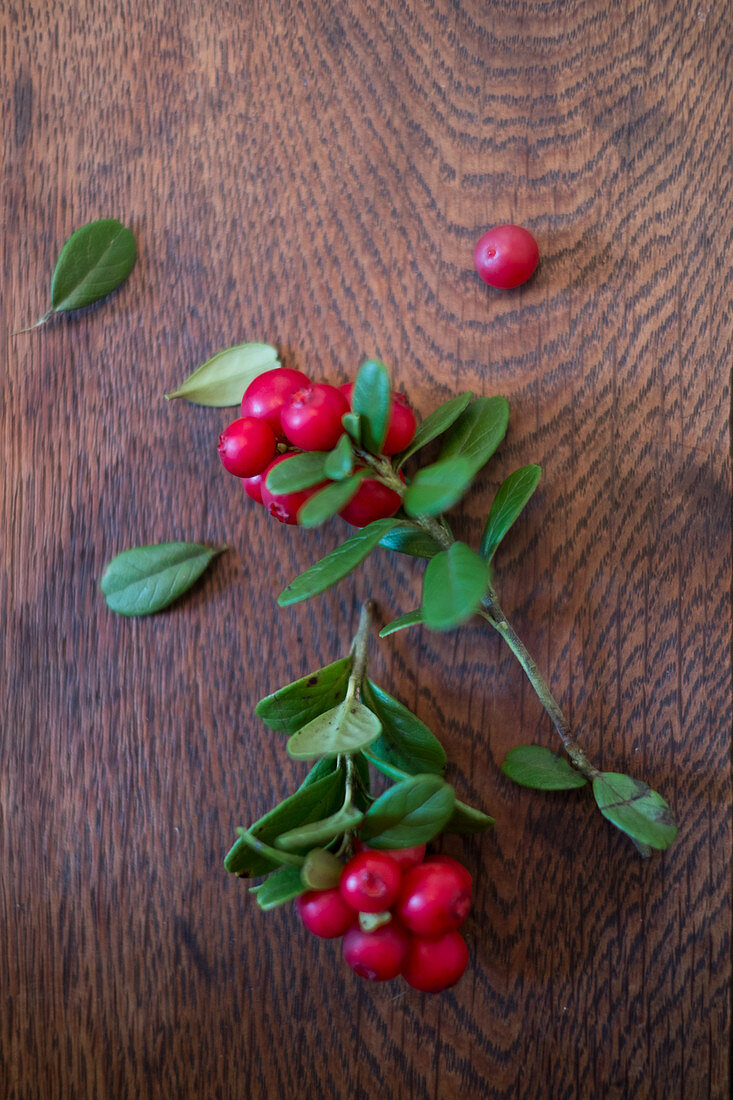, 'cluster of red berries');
296,846,472,994
217,367,417,527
